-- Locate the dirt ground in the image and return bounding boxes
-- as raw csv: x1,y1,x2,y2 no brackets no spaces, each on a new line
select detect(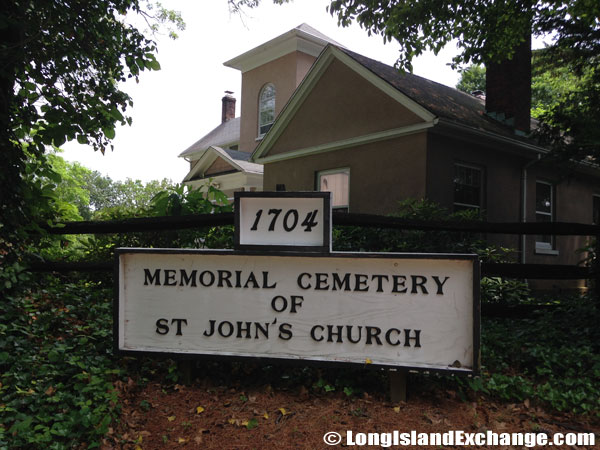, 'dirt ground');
102,374,599,450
